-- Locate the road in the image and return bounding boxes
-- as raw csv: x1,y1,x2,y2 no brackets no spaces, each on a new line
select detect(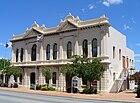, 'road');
0,90,126,103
